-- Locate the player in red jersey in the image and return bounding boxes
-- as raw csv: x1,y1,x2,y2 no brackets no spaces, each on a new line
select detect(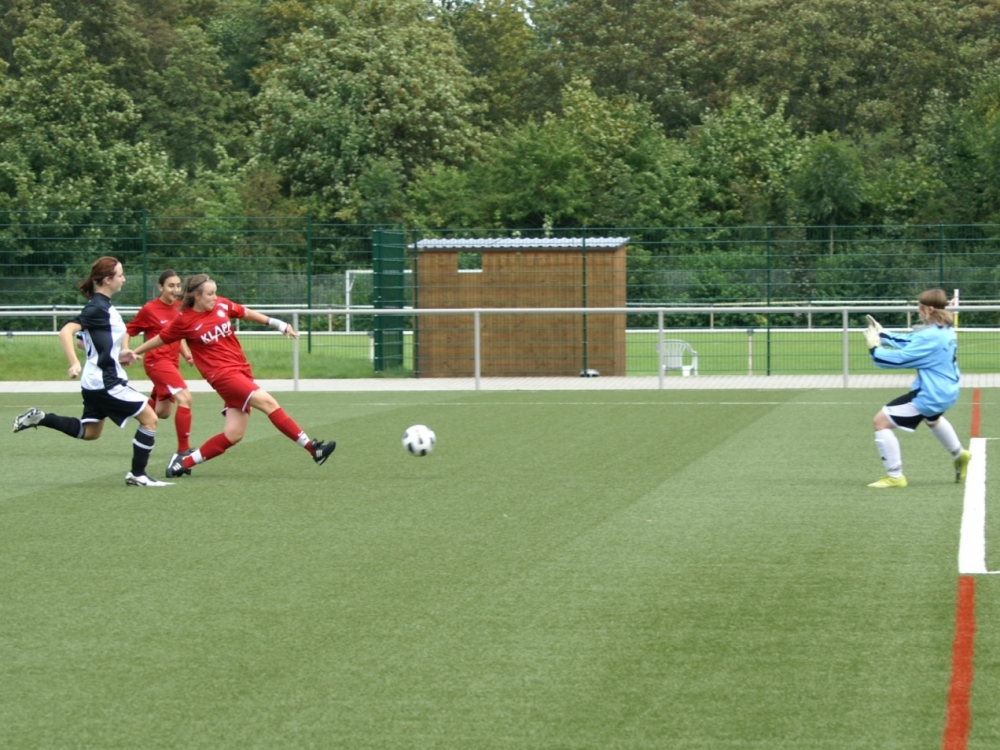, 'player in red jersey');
126,270,196,463
123,274,336,477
